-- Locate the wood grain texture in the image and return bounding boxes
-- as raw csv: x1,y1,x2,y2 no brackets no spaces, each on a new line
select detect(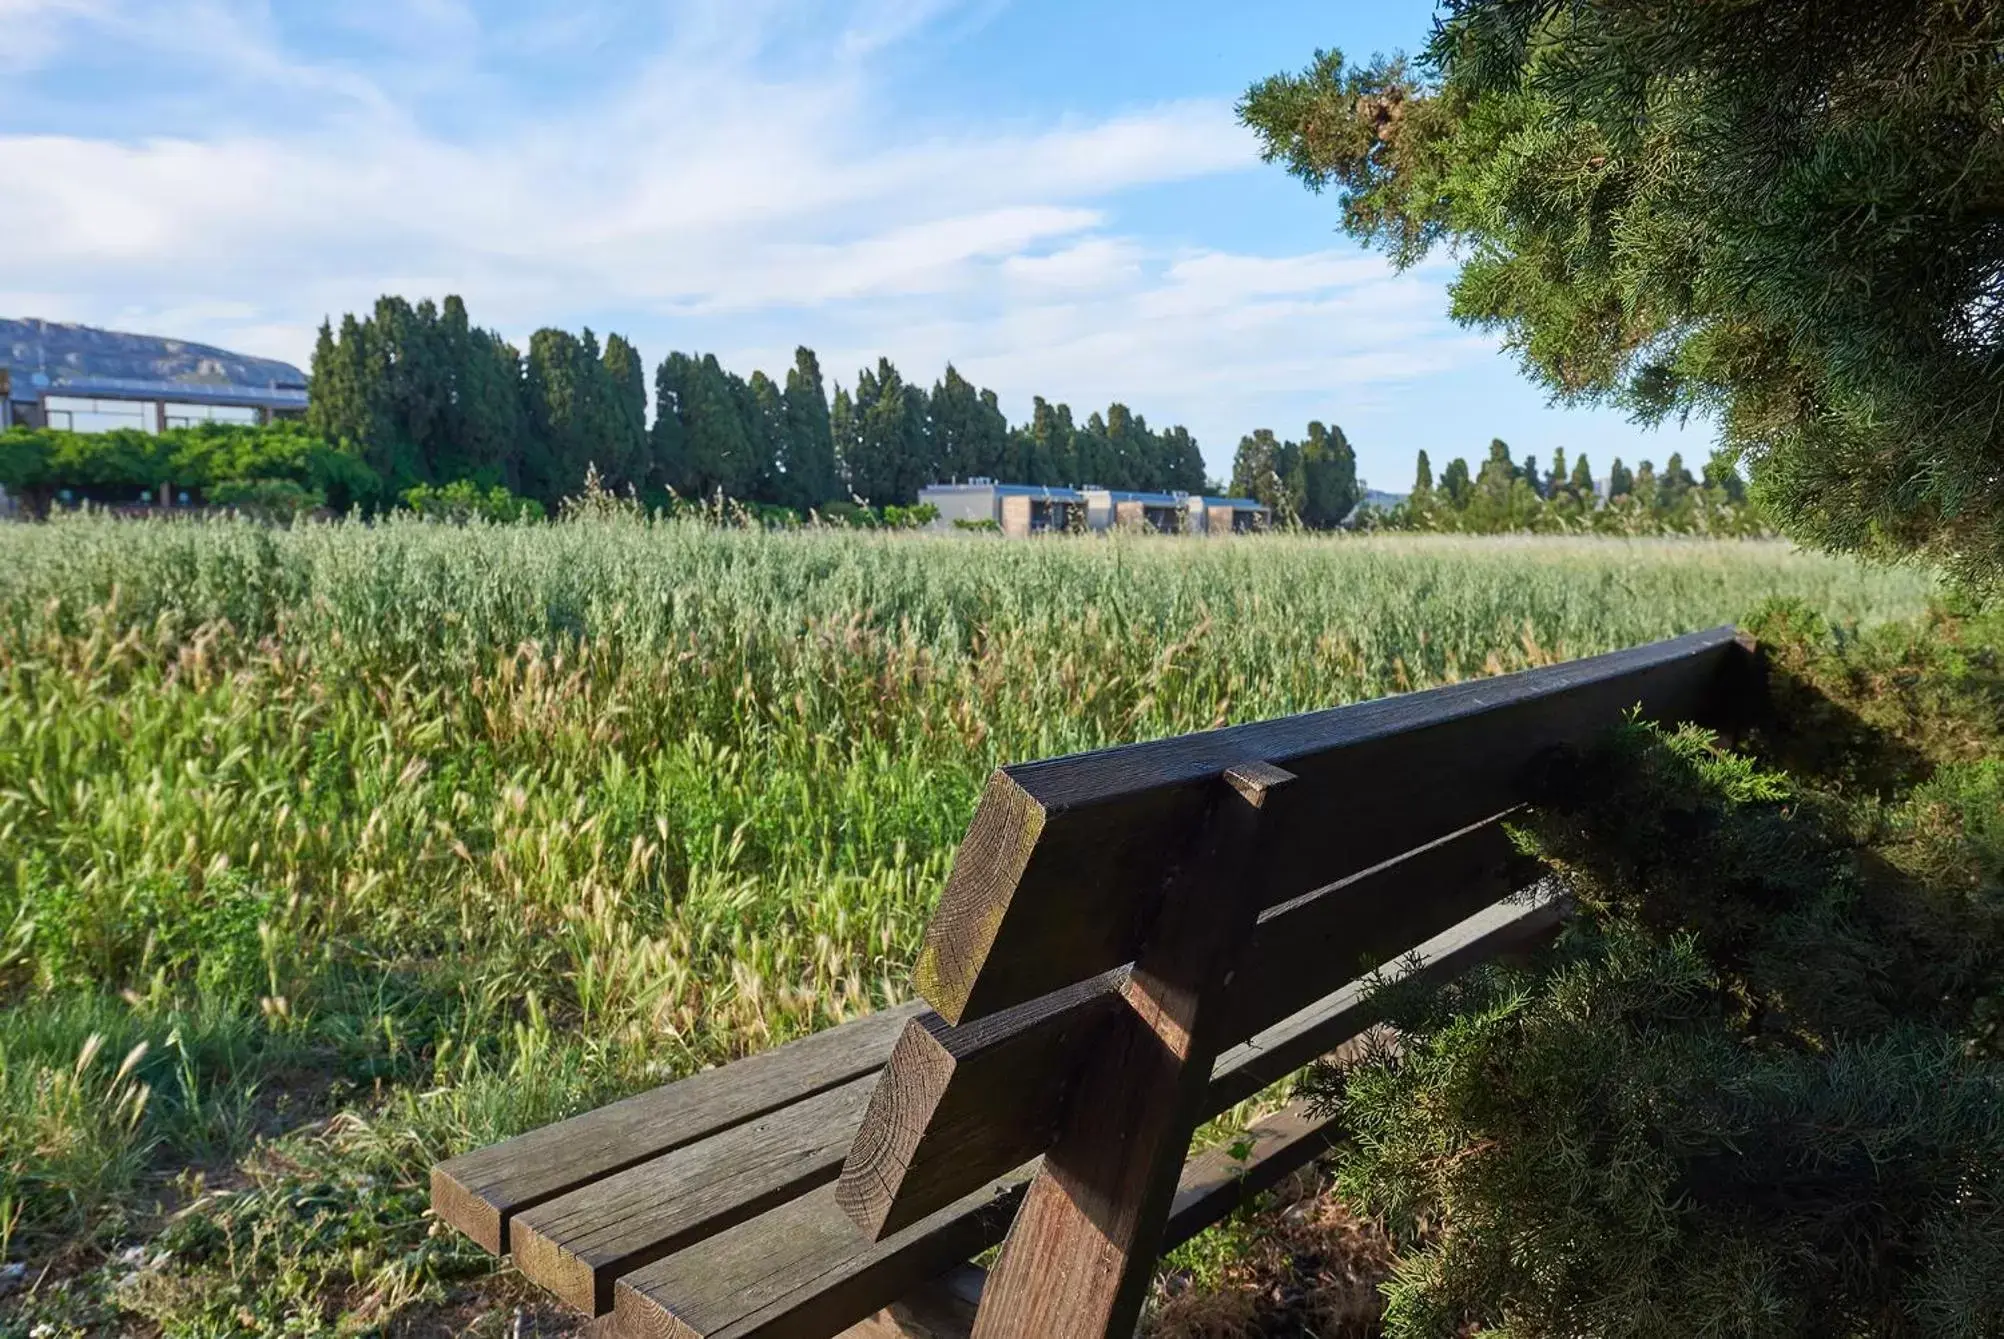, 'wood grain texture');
432,1003,922,1254
972,761,1298,1339
1163,1099,1340,1248
601,894,1563,1339
512,1077,880,1315
837,970,1127,1240
1207,890,1566,1111
915,627,1738,1024
608,1174,1033,1339
832,1266,985,1339
821,1099,1345,1339
1222,810,1540,1041
840,825,1547,1239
